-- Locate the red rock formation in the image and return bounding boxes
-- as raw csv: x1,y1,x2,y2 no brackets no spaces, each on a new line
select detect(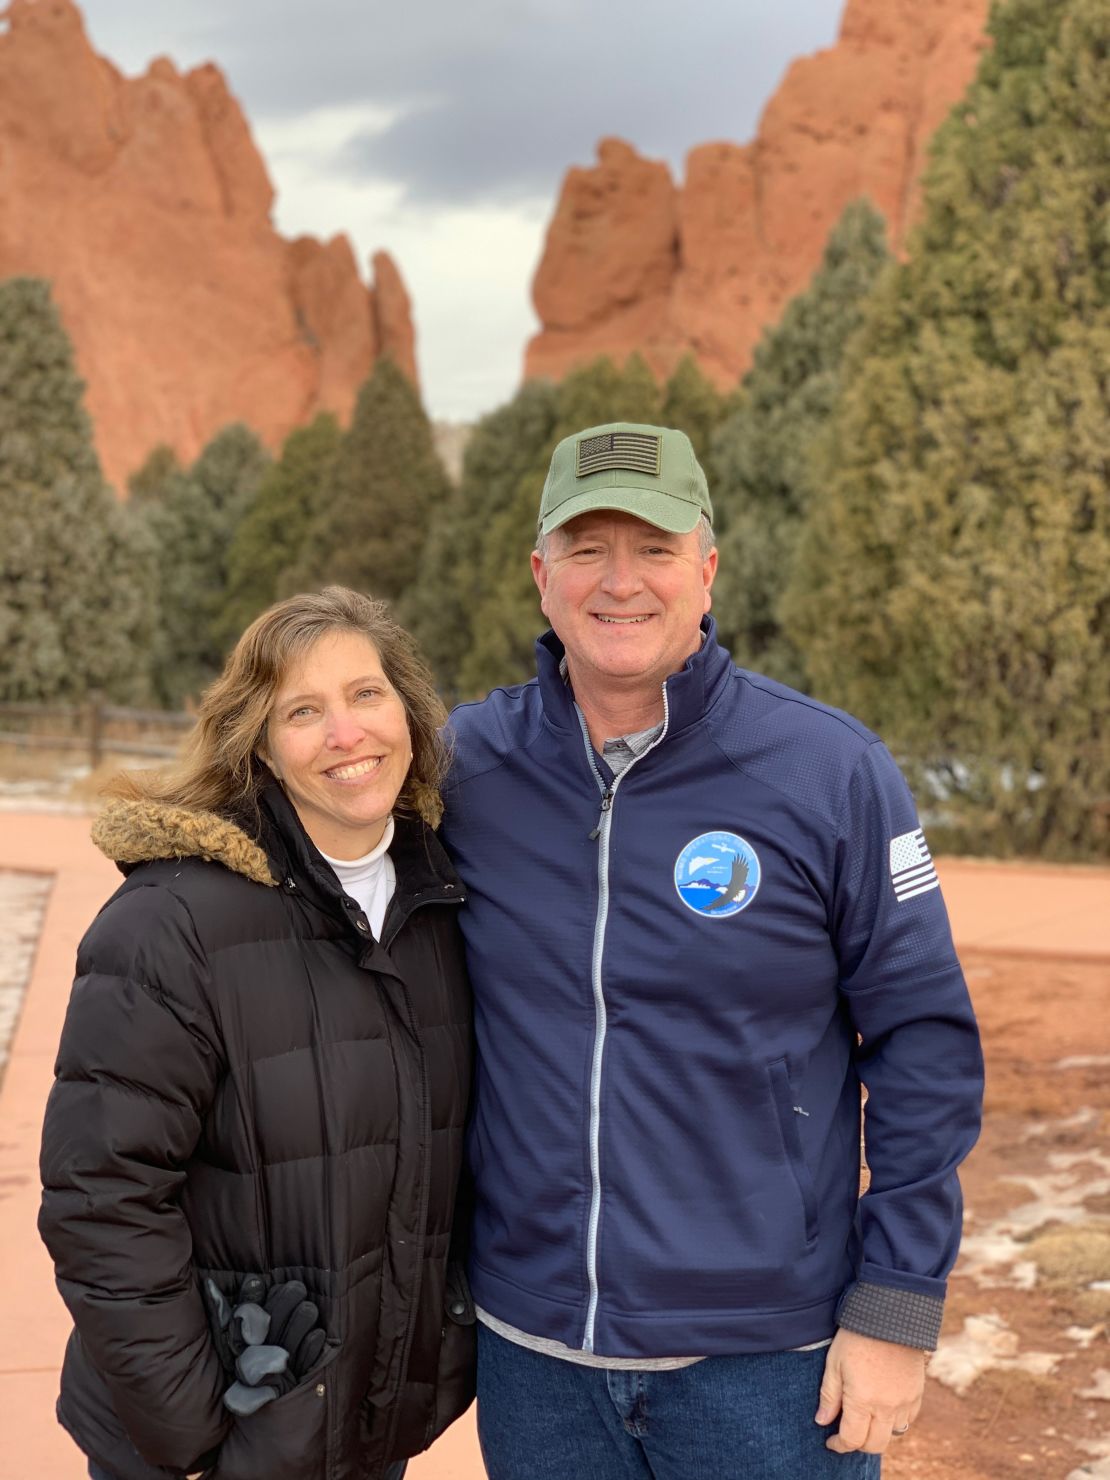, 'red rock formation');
370,251,419,387
0,0,417,490
525,0,991,389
